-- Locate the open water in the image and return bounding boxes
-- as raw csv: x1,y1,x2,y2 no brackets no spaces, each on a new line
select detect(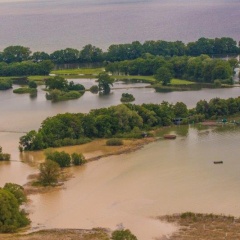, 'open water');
0,0,239,51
